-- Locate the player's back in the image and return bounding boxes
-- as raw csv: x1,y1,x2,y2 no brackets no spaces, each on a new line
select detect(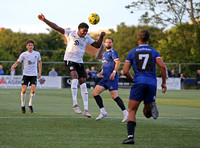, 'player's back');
126,45,161,86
